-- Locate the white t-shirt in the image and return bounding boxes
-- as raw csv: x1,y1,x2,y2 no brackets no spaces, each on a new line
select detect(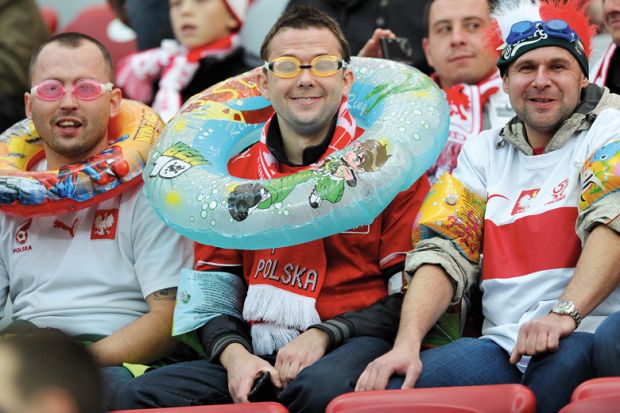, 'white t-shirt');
454,108,620,370
0,184,192,336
